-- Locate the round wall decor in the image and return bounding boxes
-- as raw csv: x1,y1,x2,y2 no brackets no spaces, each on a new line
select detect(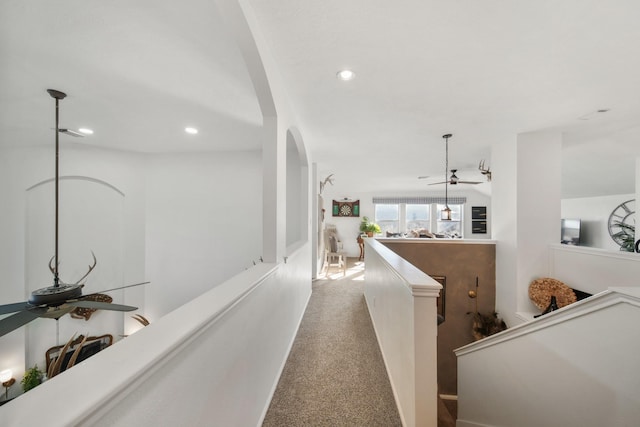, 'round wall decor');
332,199,360,217
607,199,635,248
